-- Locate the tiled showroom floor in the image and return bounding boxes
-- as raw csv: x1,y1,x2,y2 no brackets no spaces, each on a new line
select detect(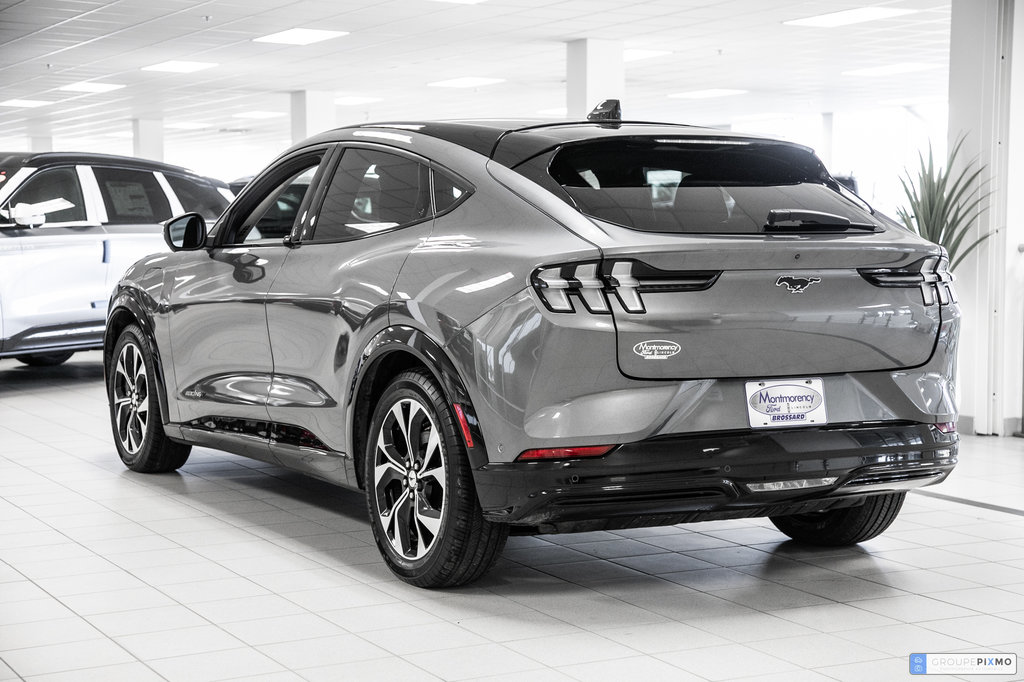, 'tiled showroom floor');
1,352,1023,682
